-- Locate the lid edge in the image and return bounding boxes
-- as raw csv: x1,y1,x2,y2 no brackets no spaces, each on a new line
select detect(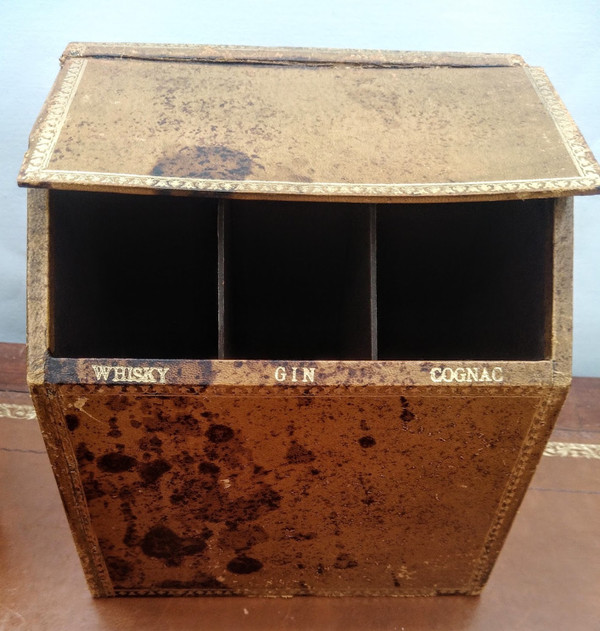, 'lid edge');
60,42,526,68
